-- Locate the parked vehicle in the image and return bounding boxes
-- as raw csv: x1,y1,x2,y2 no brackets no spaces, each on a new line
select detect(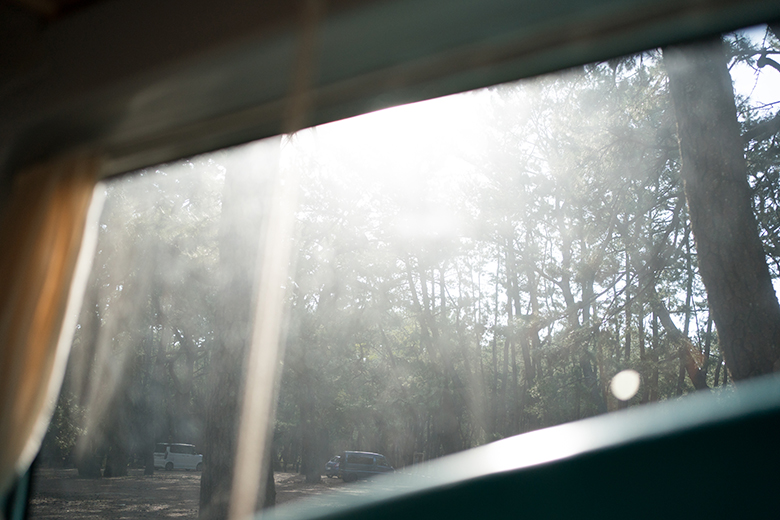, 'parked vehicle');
339,451,394,482
325,455,341,478
153,443,203,471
